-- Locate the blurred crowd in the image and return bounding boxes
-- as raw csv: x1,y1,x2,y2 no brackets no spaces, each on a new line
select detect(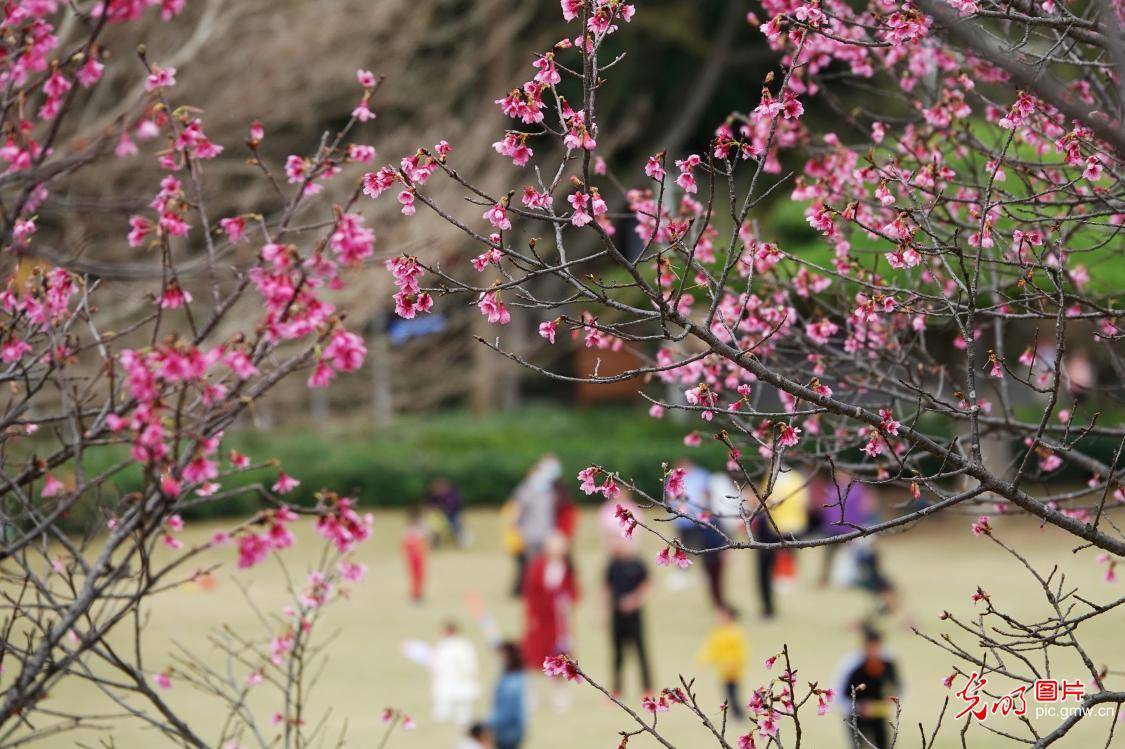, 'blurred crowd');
398,456,904,749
